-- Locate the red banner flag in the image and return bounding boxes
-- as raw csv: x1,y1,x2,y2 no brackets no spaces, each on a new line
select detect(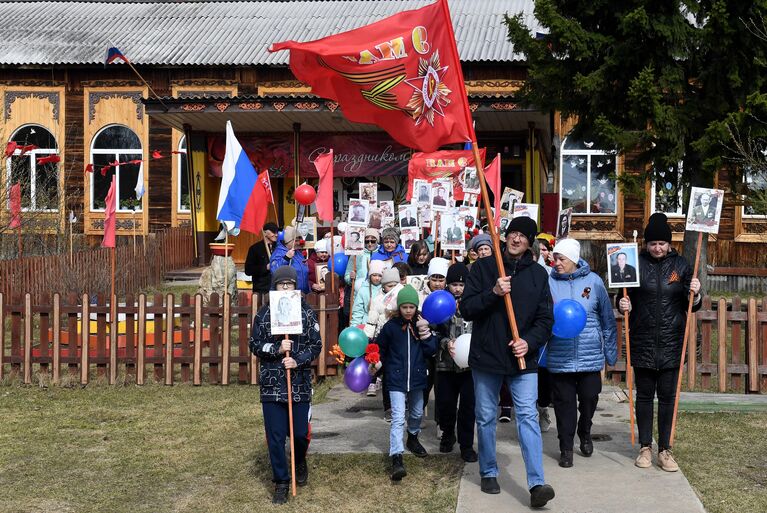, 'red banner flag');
9,183,21,229
406,149,485,202
269,0,474,152
485,153,502,227
4,141,18,158
36,154,60,165
239,171,272,236
102,176,116,248
313,150,334,222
